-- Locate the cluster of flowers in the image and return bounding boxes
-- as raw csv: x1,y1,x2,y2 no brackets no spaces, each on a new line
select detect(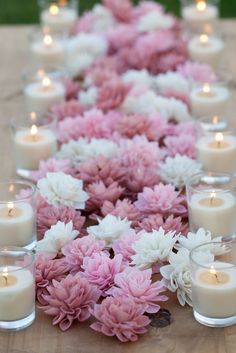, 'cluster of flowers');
31,0,219,343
